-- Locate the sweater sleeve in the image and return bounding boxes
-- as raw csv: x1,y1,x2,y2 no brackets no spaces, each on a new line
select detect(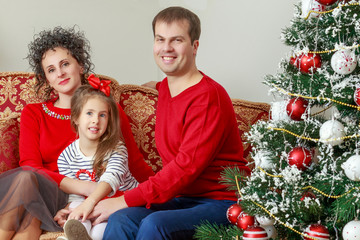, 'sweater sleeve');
117,104,155,183
125,96,229,207
99,144,138,196
19,105,65,184
155,81,162,91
